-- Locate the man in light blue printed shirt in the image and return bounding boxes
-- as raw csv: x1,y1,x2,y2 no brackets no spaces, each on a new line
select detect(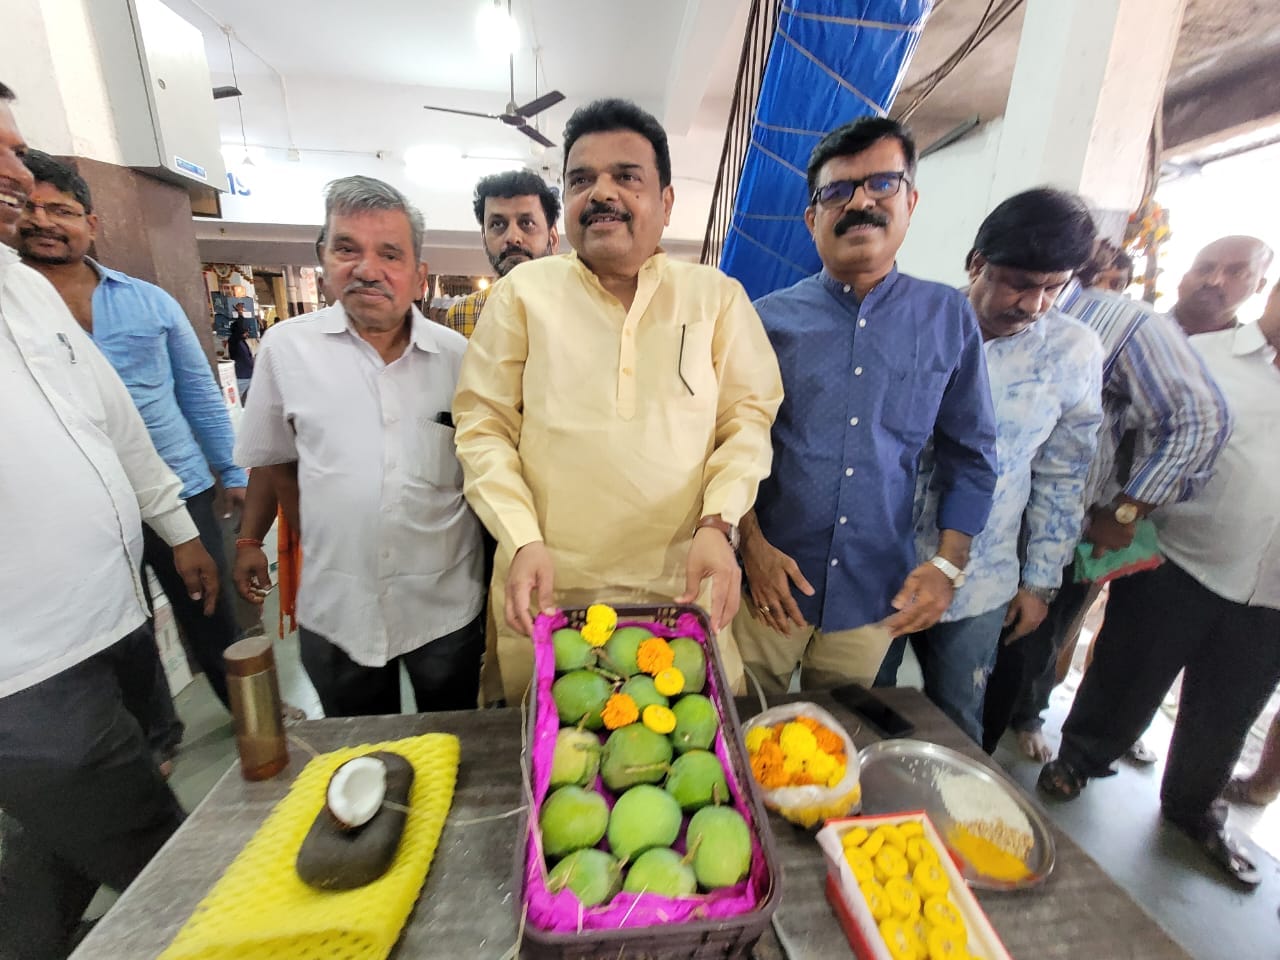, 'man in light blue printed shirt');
18,152,246,722
876,190,1103,743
